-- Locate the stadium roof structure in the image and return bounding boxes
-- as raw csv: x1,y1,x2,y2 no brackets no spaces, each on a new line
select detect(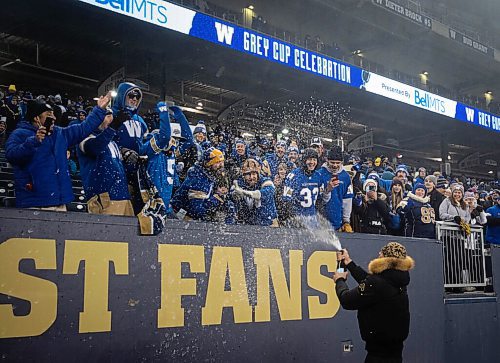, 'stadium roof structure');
0,0,498,177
